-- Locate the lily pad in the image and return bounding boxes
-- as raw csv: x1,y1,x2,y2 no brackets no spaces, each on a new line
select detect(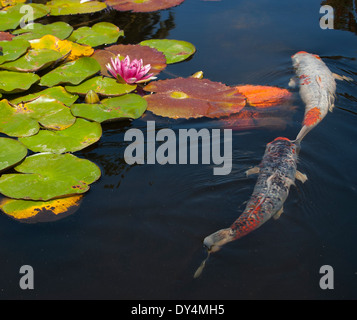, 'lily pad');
0,3,50,31
46,0,107,16
0,99,39,137
10,86,78,106
105,0,185,12
0,31,14,41
65,76,136,97
0,38,30,65
0,195,84,223
140,39,196,64
0,71,40,94
39,57,101,87
235,85,292,108
19,118,102,154
143,77,246,119
0,137,27,172
0,0,26,9
0,49,64,72
30,35,94,61
71,94,147,123
0,153,101,201
12,22,74,41
93,44,166,78
68,22,124,47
